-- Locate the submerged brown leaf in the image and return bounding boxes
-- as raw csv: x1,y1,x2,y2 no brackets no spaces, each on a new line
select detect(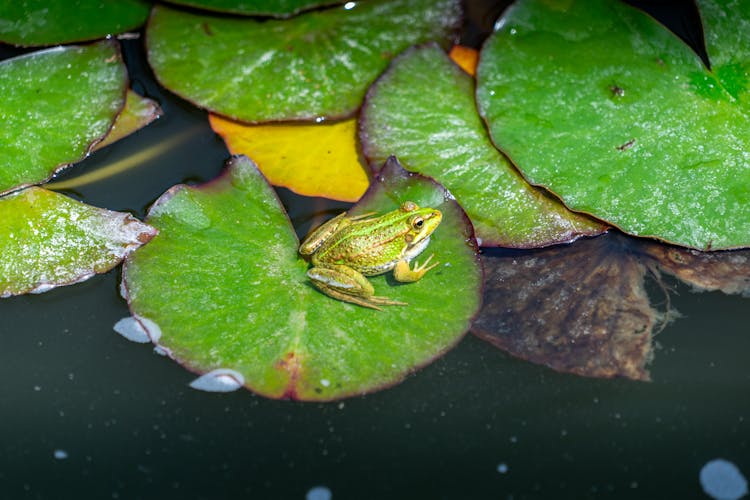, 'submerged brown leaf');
634,242,750,296
474,232,750,381
474,233,656,381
